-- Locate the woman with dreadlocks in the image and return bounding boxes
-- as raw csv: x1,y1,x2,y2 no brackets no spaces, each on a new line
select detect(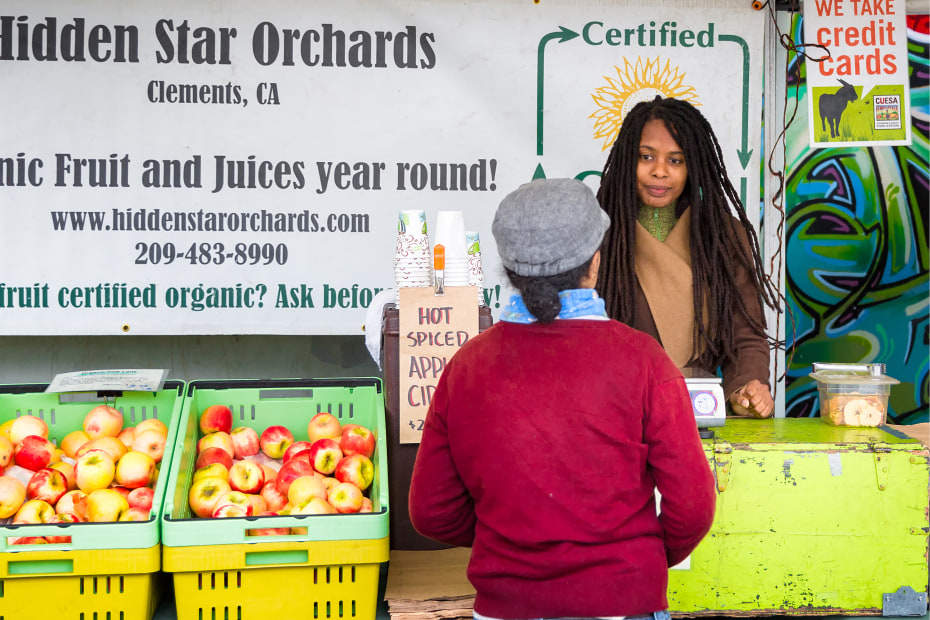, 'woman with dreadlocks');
597,97,779,418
